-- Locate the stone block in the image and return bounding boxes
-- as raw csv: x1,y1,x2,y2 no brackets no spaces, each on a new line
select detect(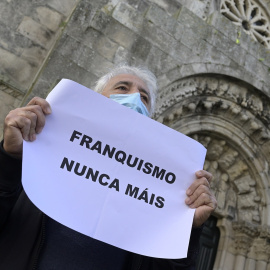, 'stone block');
246,38,260,57
130,36,152,61
256,46,270,67
242,70,264,91
67,23,102,50
208,28,247,66
180,27,201,48
0,89,23,135
91,9,113,32
141,21,178,56
145,4,177,34
0,48,37,90
244,54,258,74
177,6,206,28
183,0,206,19
58,37,114,78
104,18,139,49
18,16,55,49
124,0,140,9
29,51,99,99
23,78,52,102
207,11,238,42
0,21,31,56
67,0,96,34
93,35,118,61
171,42,196,63
112,2,144,33
163,66,183,83
35,6,63,32
77,46,96,71
137,0,151,13
0,2,24,30
148,0,182,16
197,41,231,66
157,73,171,89
261,82,270,98
256,62,269,84
57,34,82,62
145,46,179,77
21,45,47,67
236,28,251,52
173,21,185,41
87,53,114,77
0,83,23,99
113,46,131,64
47,0,79,17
